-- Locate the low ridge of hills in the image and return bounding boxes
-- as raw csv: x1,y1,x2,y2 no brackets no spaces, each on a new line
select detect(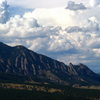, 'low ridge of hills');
0,42,100,86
